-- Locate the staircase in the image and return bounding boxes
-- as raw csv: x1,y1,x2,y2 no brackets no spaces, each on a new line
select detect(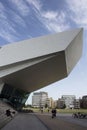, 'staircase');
0,100,17,129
